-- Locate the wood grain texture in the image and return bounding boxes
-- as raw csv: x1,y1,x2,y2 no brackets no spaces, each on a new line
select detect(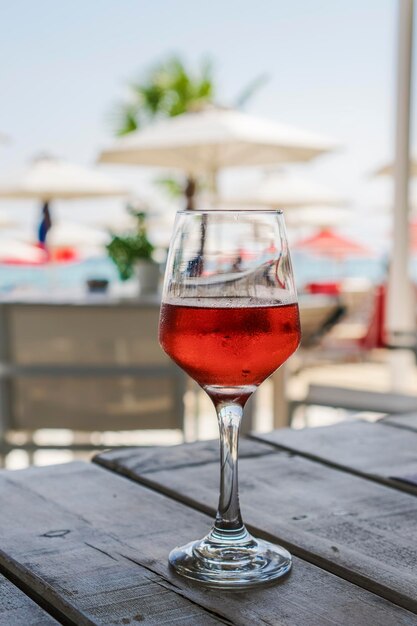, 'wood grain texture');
253,420,417,493
382,413,417,432
100,438,275,475
0,464,224,626
97,440,417,614
3,461,416,626
299,384,417,414
0,572,59,625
